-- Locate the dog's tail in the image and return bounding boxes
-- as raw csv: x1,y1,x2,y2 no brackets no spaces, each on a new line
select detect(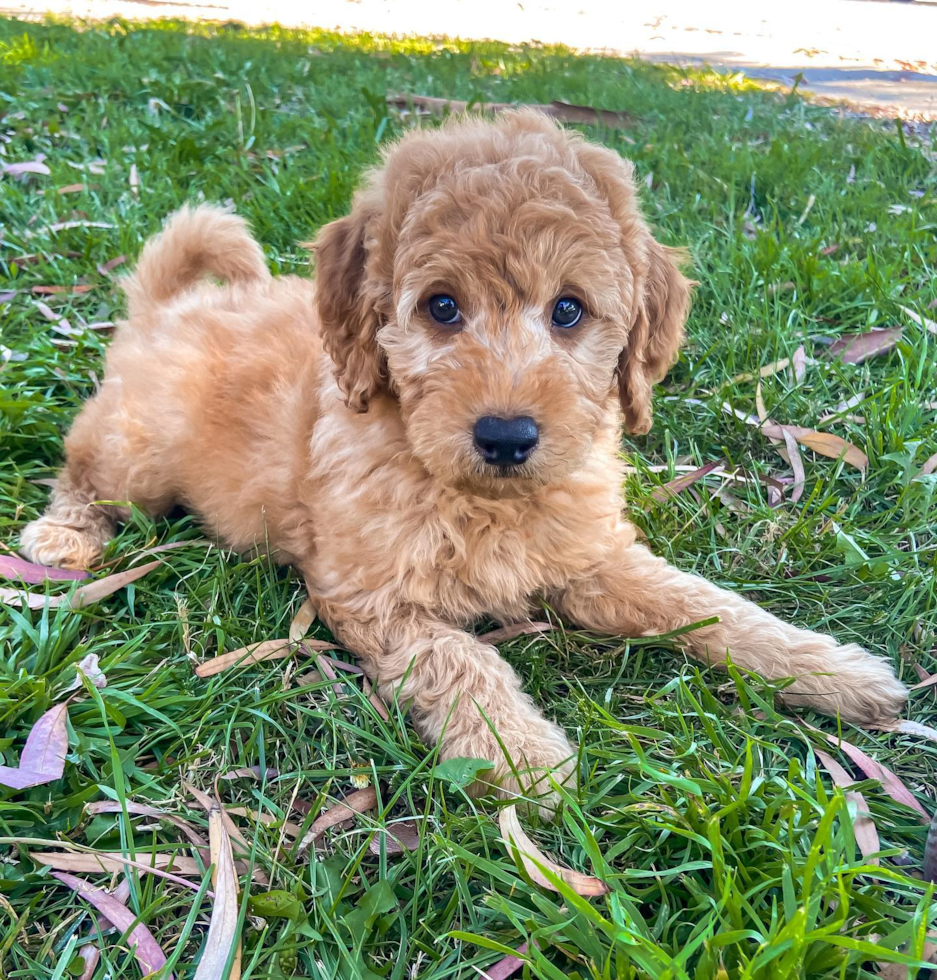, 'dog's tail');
123,204,271,318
